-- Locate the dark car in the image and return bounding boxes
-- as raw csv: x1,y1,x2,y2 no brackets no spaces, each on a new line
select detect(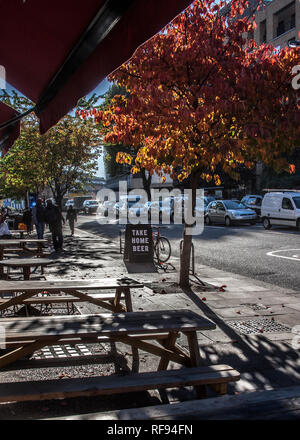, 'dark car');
83,200,99,214
241,195,263,217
